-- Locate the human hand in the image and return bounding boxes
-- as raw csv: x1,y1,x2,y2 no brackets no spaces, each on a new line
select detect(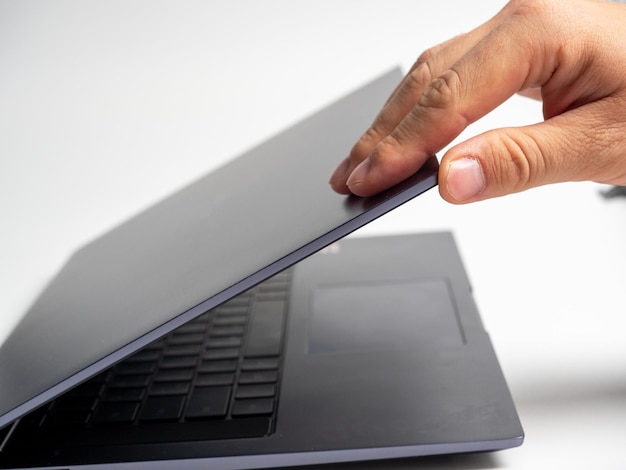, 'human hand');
329,0,626,204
